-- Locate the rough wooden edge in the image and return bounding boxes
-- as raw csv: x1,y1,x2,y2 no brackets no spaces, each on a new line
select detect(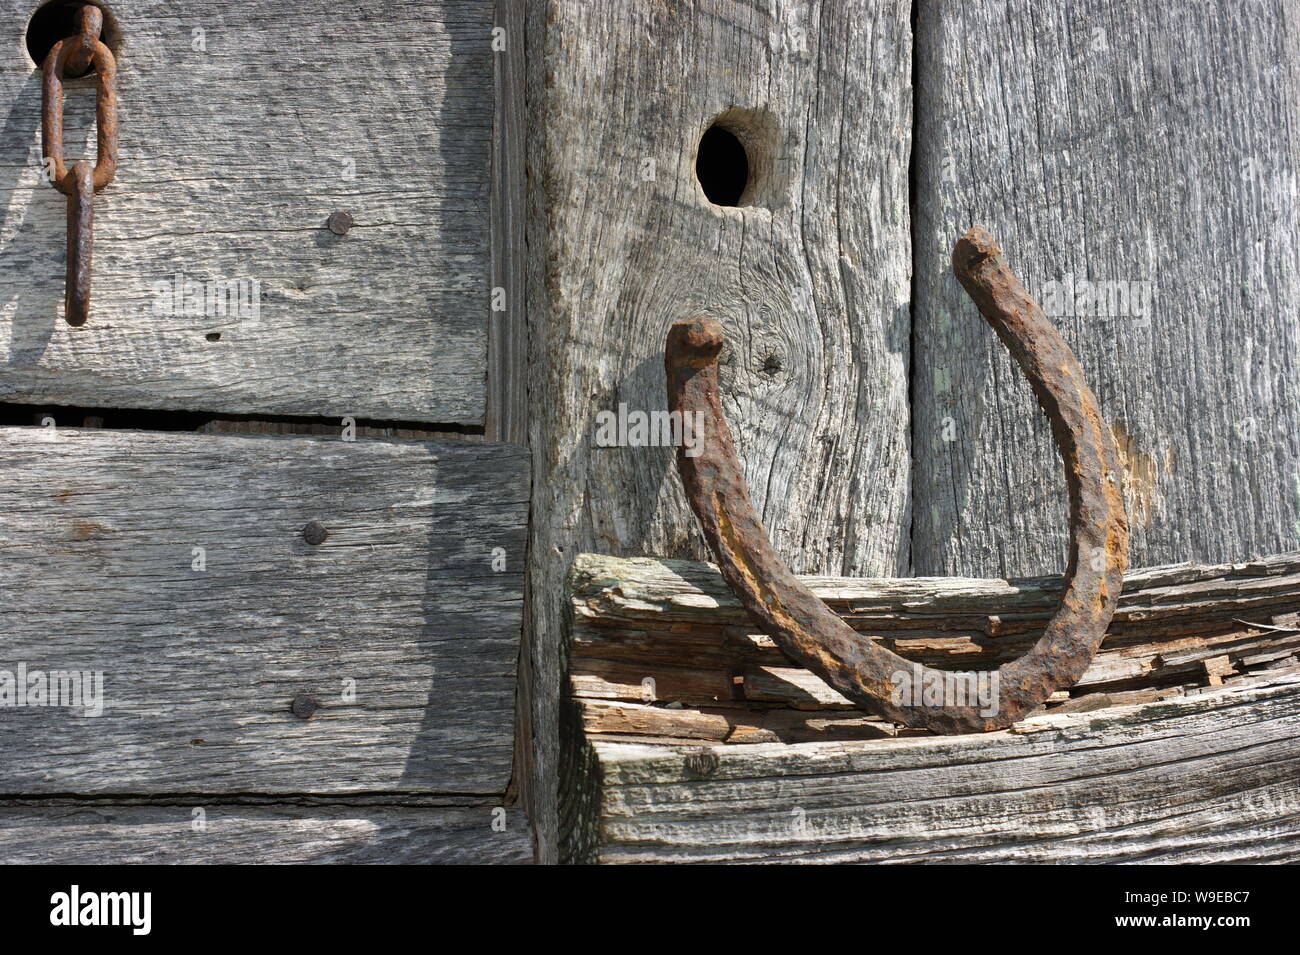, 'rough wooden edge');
593,672,1300,769
566,549,1300,728
557,695,603,865
561,552,1300,861
488,0,536,864
569,551,1300,612
581,674,1300,863
487,0,528,446
487,0,538,863
557,566,606,865
522,0,557,865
